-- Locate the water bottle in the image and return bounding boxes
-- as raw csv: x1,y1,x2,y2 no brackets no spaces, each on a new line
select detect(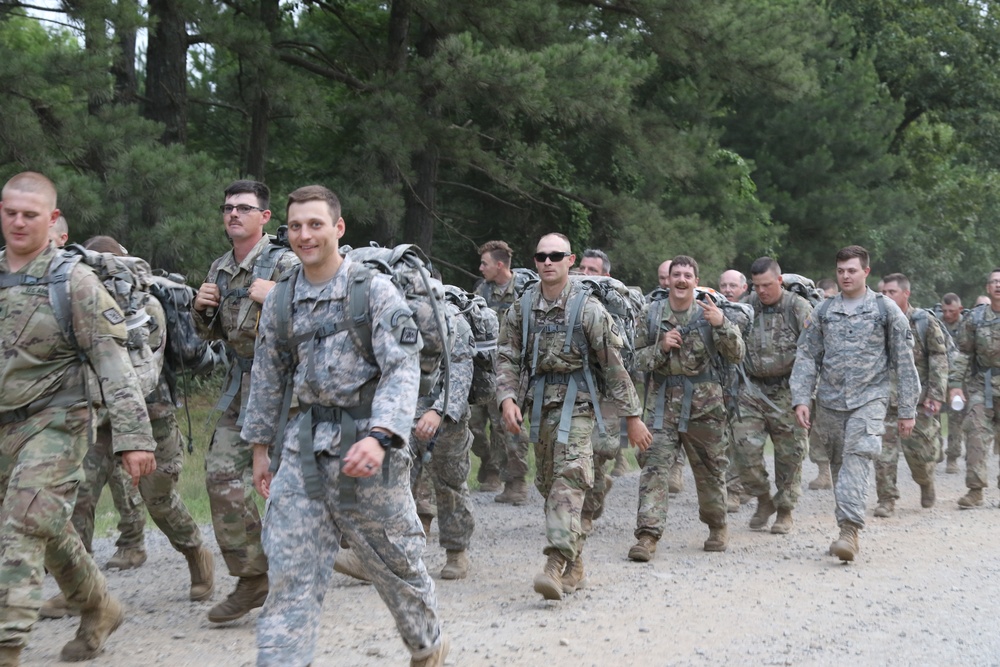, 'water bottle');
951,394,965,412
